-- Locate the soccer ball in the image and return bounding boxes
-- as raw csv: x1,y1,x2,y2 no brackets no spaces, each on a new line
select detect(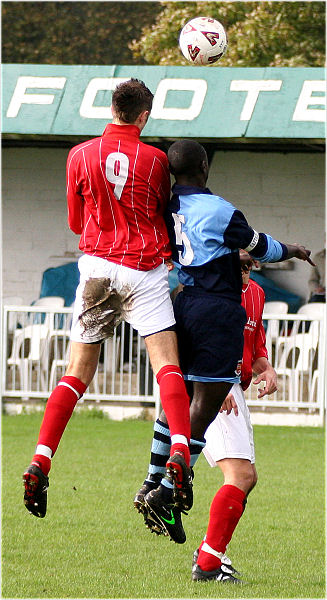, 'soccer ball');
179,16,228,65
